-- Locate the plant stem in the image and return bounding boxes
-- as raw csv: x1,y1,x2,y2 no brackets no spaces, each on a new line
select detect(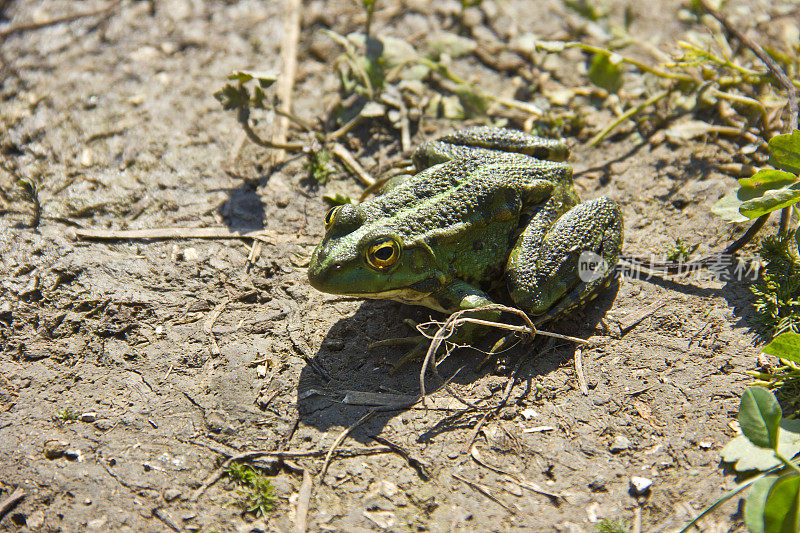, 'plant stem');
588,90,669,147
776,452,800,474
567,42,696,83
